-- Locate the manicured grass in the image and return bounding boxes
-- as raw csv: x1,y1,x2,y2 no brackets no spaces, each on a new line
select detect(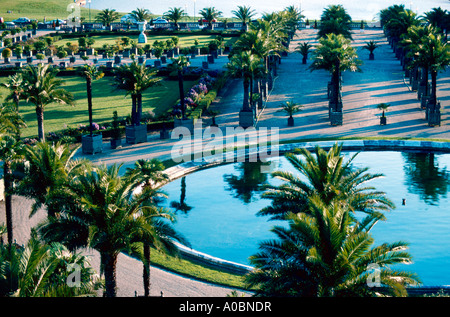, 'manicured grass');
149,248,248,291
52,34,237,50
0,75,196,139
